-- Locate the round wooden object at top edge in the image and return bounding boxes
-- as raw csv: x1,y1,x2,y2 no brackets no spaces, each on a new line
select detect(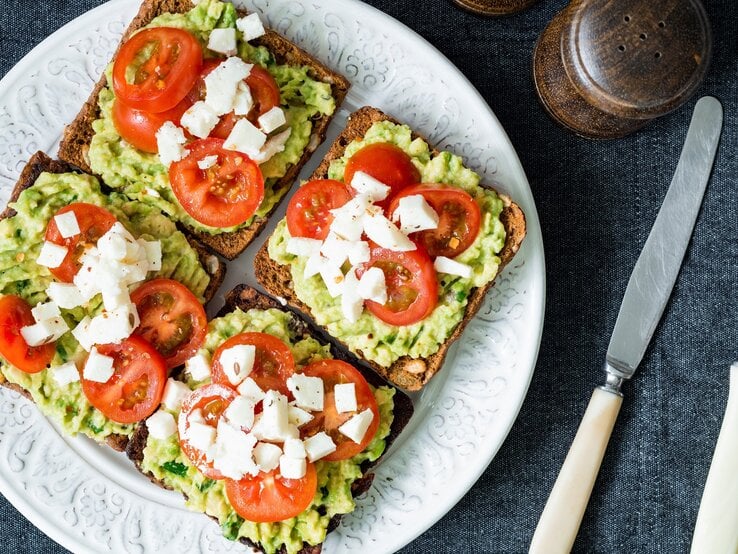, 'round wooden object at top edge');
452,0,539,17
533,0,712,139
